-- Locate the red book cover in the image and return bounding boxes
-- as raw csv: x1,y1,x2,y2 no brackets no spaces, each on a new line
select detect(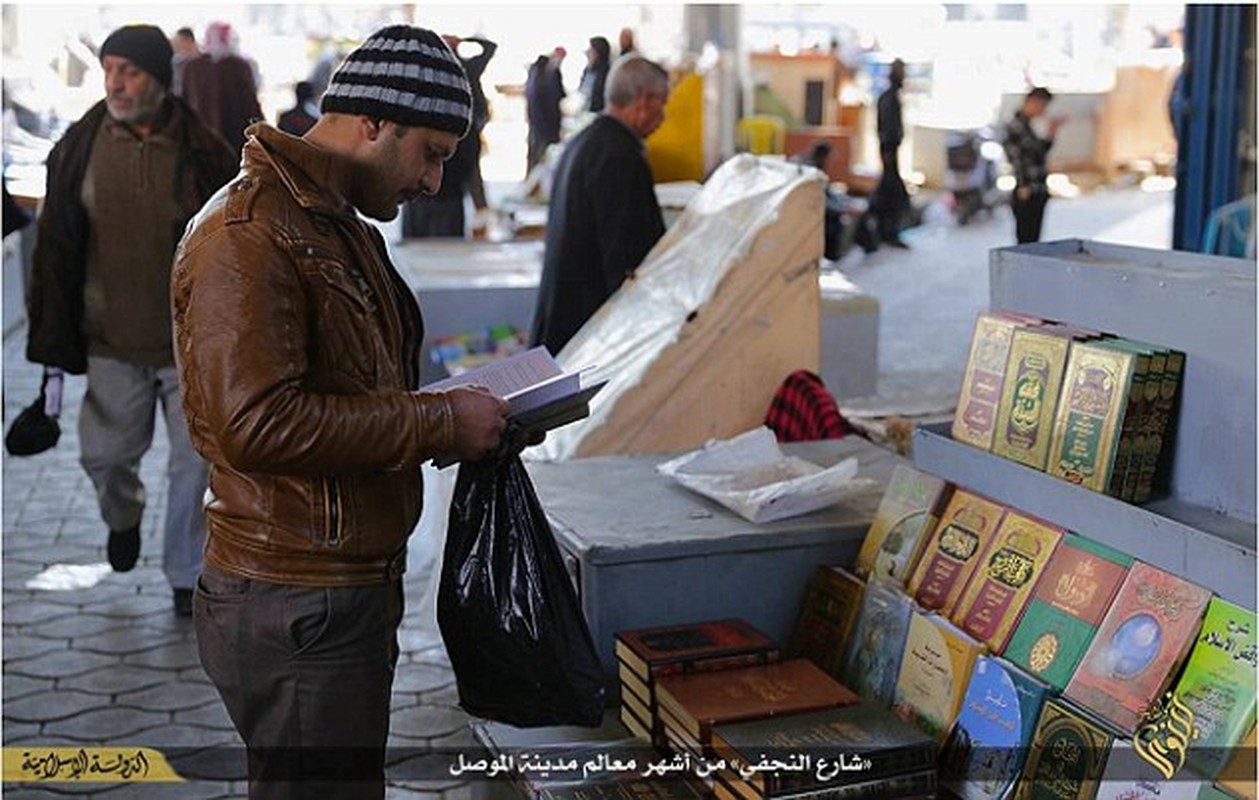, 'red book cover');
614,619,778,681
1064,561,1212,734
906,489,1007,615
